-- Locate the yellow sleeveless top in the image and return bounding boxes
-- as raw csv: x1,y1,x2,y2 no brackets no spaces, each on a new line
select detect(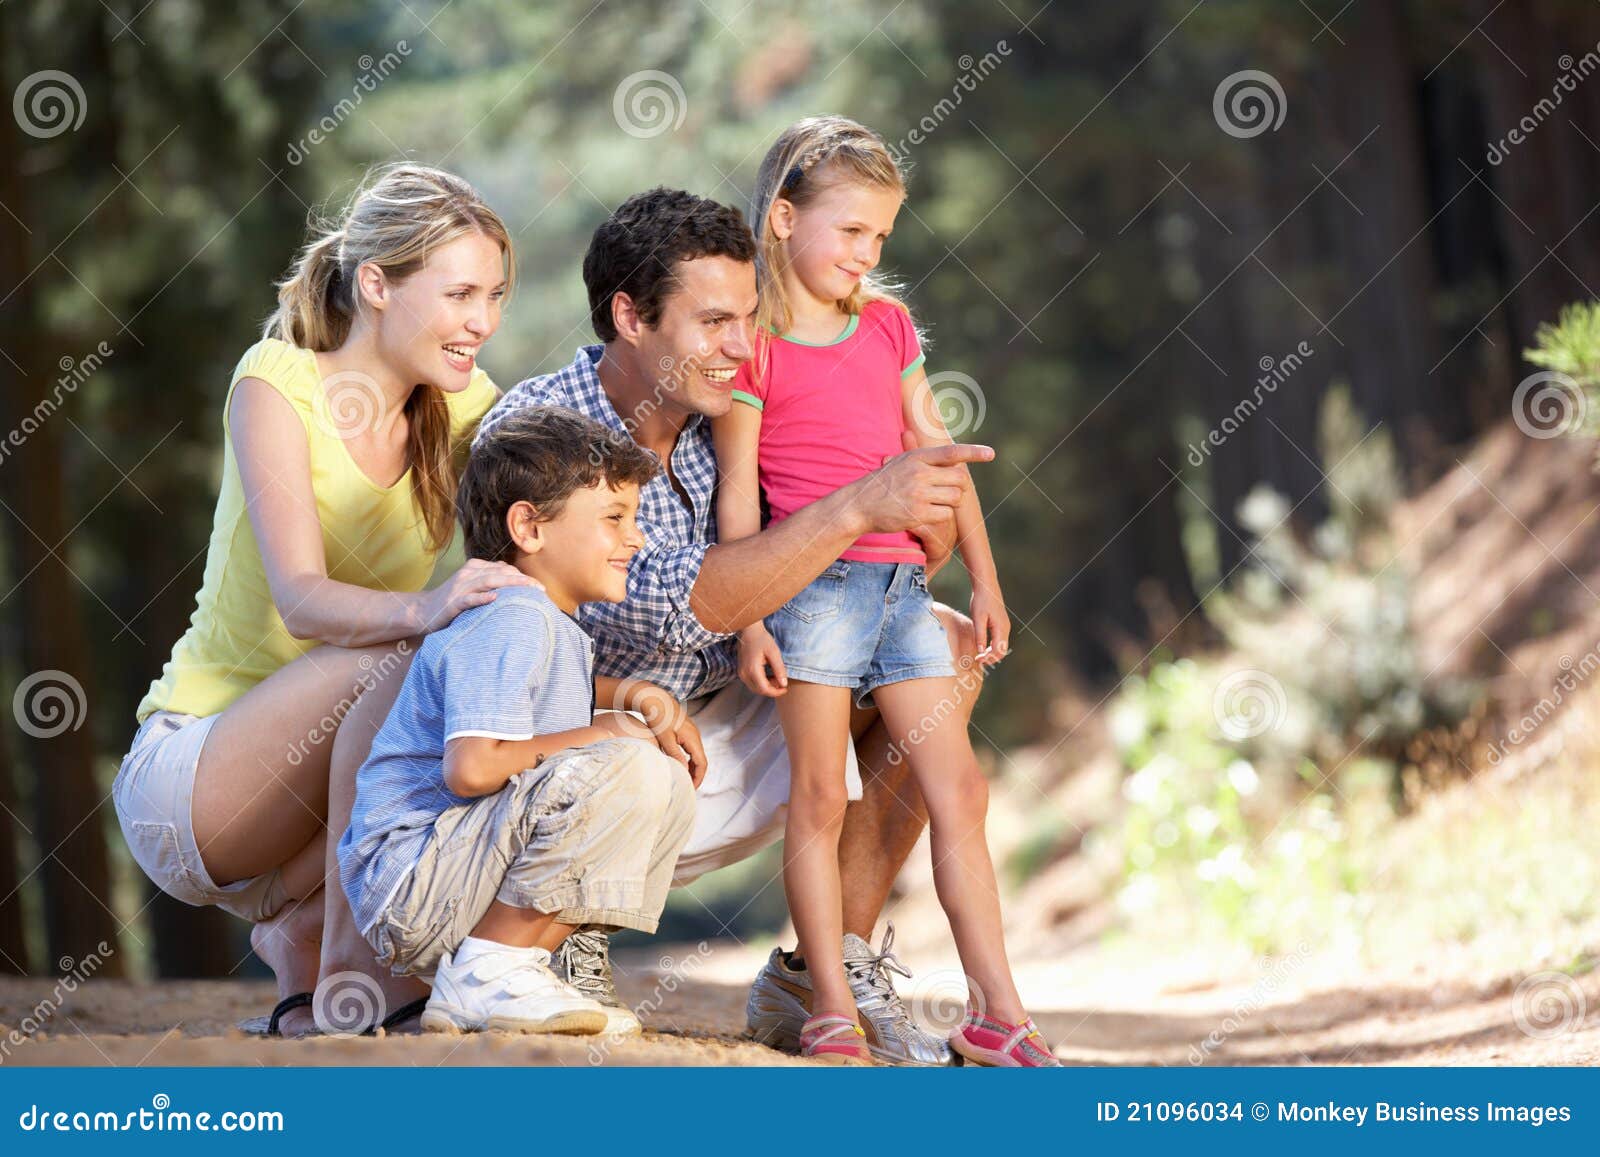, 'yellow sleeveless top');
136,338,497,722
